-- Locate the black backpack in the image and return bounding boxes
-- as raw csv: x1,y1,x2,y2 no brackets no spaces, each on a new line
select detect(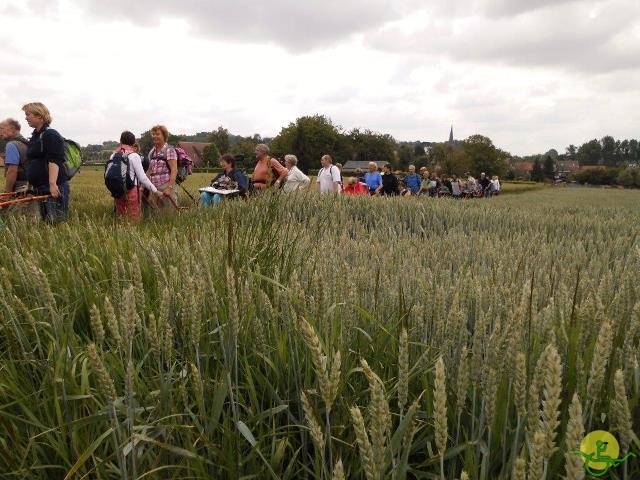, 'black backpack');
104,152,135,198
